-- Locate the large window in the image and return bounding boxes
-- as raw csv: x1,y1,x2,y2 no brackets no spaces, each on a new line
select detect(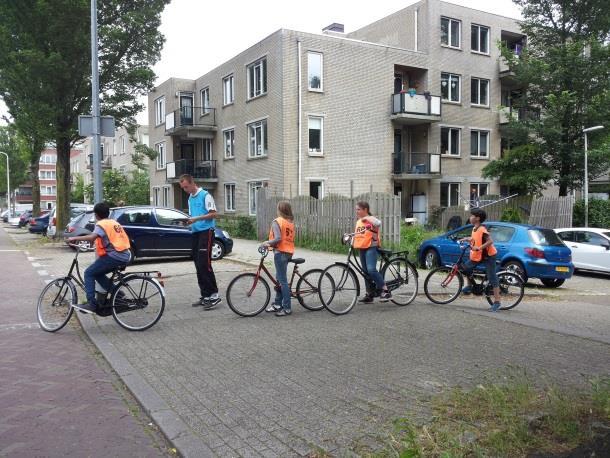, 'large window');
202,139,213,161
248,181,265,215
200,87,210,115
39,170,56,179
223,129,235,159
155,141,166,169
248,119,268,158
224,183,236,212
156,208,186,226
469,183,489,206
470,130,489,158
223,75,234,105
247,57,267,99
120,135,126,154
308,116,323,154
154,96,165,126
471,78,489,106
471,24,490,54
441,127,461,156
441,183,460,207
162,186,170,207
441,17,461,48
441,73,461,102
41,185,57,196
152,187,160,206
308,52,323,91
